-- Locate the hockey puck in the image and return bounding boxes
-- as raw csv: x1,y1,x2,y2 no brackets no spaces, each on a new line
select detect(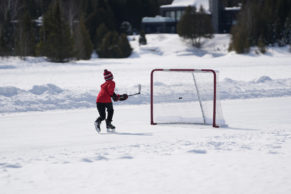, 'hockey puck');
178,97,183,99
